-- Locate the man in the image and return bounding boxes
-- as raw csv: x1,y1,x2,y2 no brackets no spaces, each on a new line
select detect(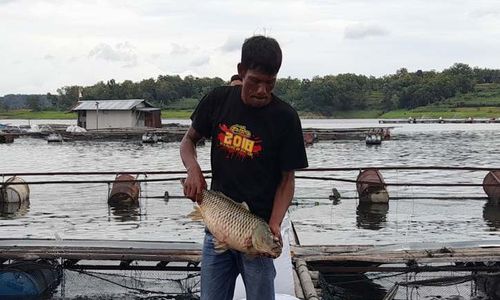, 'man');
230,74,242,86
180,35,308,300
